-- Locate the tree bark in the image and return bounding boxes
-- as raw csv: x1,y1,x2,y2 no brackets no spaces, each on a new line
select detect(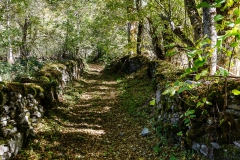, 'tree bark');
159,14,194,47
6,0,14,64
20,18,31,58
136,0,143,55
202,0,217,75
147,17,165,59
184,0,202,41
127,0,136,54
